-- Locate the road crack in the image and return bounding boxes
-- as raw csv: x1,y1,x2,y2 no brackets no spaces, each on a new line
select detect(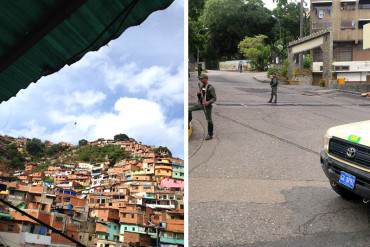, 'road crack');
297,207,357,236
214,111,319,156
